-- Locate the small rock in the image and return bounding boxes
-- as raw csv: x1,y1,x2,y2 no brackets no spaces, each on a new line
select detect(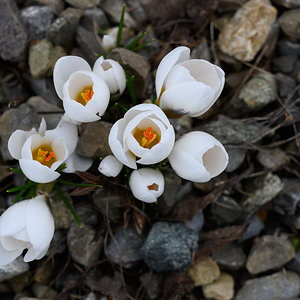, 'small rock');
217,0,277,62
29,39,66,79
286,251,300,273
49,193,73,229
185,210,205,233
231,72,277,113
273,0,300,8
212,243,246,271
75,201,99,227
0,103,41,161
257,147,290,171
273,179,300,216
83,293,97,300
225,148,247,172
0,0,28,61
188,256,220,286
0,257,29,282
8,271,32,293
198,115,268,145
67,221,103,267
243,172,284,211
126,0,148,24
21,6,55,40
278,39,300,56
191,40,212,61
211,195,243,225
202,273,234,300
107,226,145,268
238,215,264,242
93,188,124,222
46,8,83,46
76,25,105,65
100,0,137,28
279,9,300,41
155,169,182,215
276,73,297,98
288,214,300,229
108,48,151,98
76,121,112,158
65,0,100,8
246,235,295,274
80,8,109,31
26,0,64,15
235,270,300,300
48,229,67,255
32,283,57,300
194,173,227,193
272,55,298,74
34,261,54,284
140,272,163,300
141,222,198,272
